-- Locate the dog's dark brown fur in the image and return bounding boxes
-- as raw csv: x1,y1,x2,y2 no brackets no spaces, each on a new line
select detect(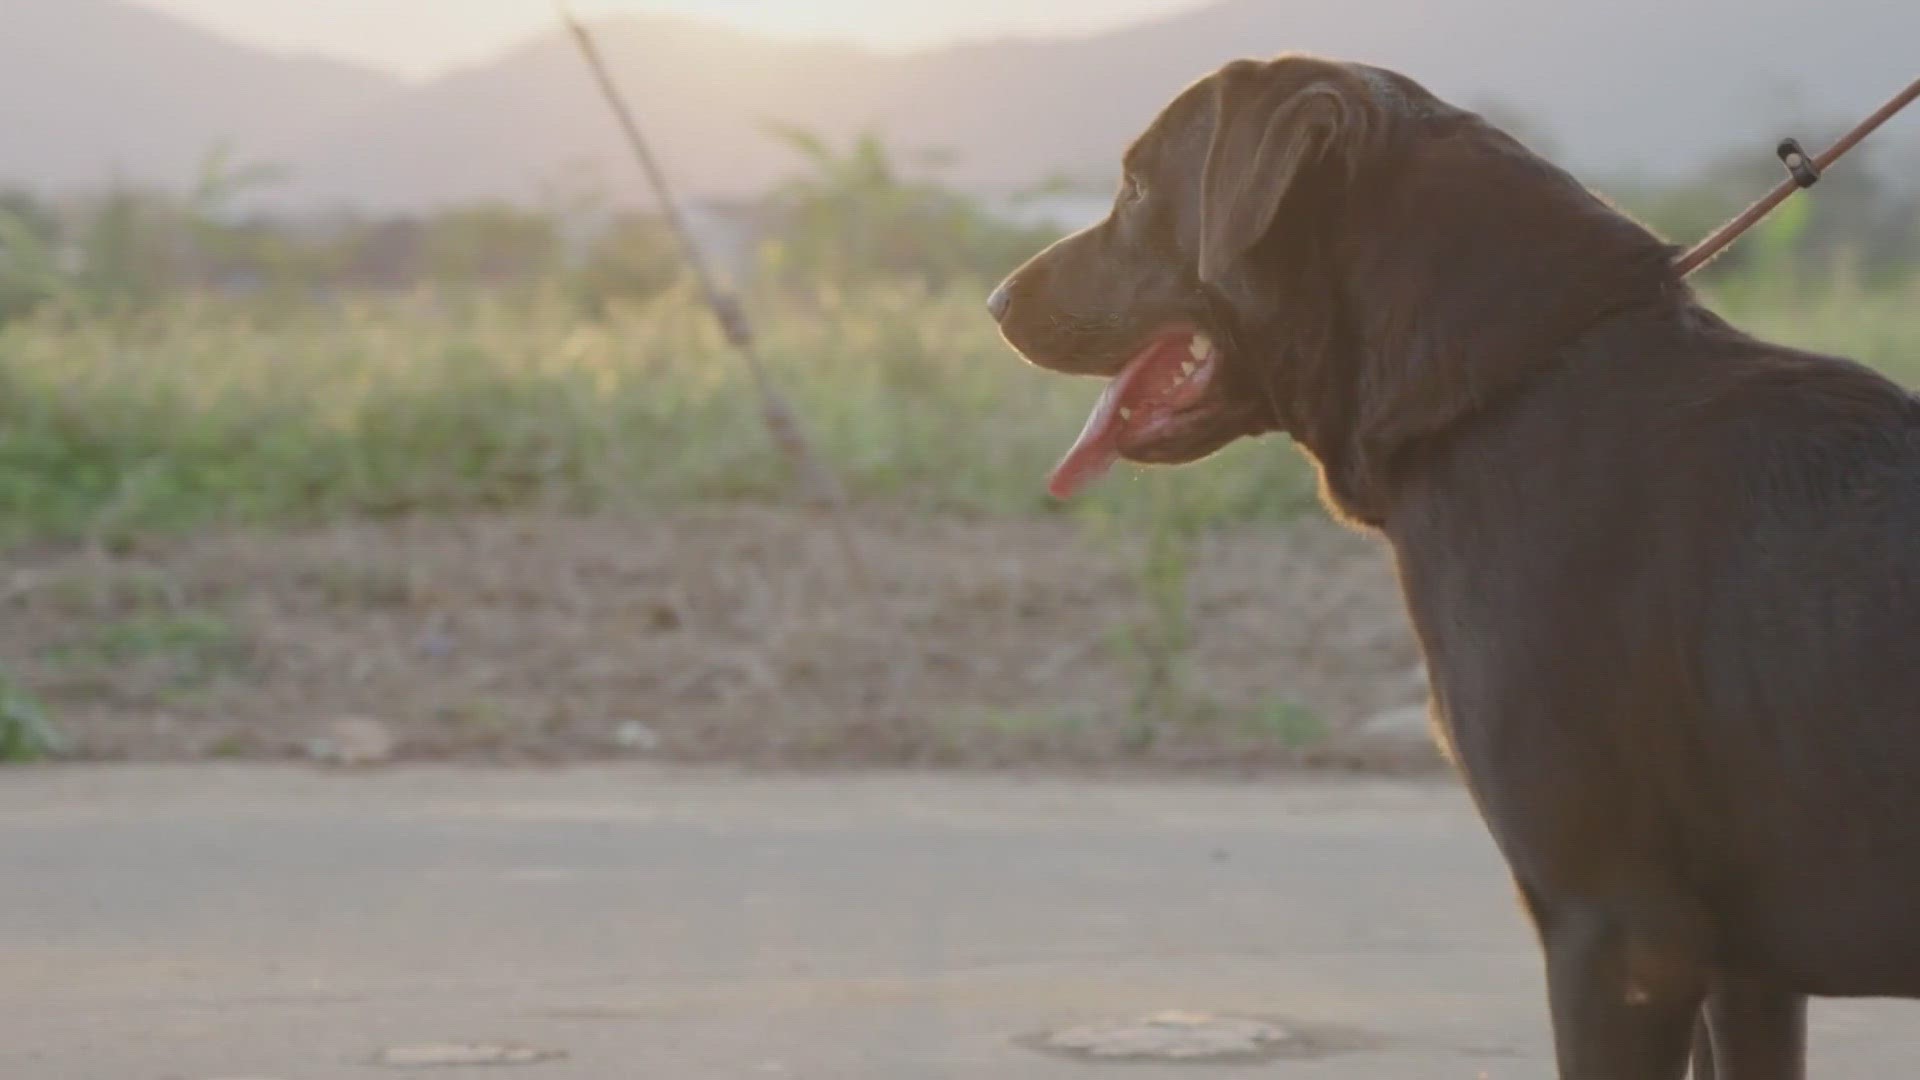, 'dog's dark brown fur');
990,54,1920,1079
